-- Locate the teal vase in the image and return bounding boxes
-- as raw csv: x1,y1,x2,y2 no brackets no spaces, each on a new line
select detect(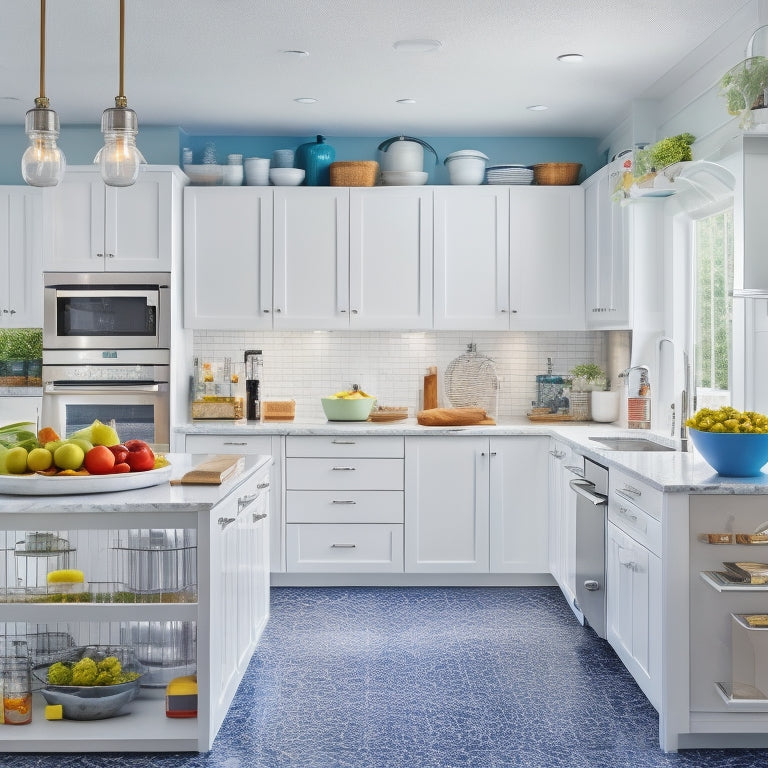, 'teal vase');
295,135,335,186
